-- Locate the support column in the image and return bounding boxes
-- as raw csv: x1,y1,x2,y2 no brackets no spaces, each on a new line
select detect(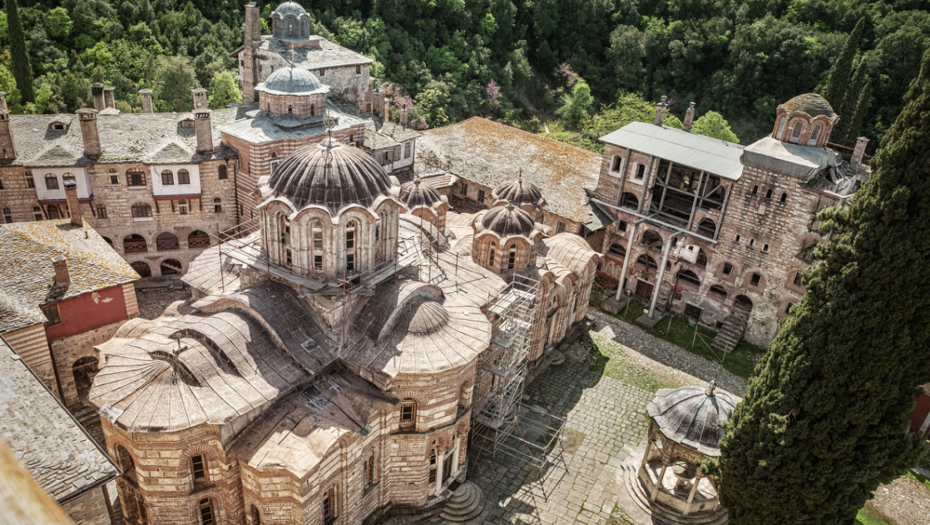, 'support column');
614,224,638,301
684,471,702,515
452,436,461,474
650,460,668,502
648,232,681,318
435,451,444,492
